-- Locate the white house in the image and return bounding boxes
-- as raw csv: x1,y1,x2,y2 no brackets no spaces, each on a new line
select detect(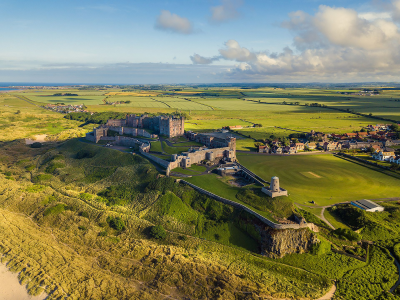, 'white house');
372,150,396,161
